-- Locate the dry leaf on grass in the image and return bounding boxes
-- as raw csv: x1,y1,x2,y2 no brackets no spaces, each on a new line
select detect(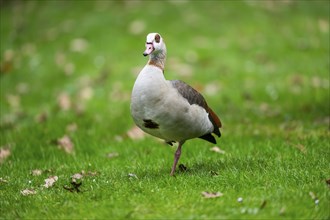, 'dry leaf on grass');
70,38,88,53
106,152,119,159
127,125,145,140
204,82,220,96
309,191,317,200
114,135,123,142
66,123,78,133
16,82,29,94
109,82,130,102
71,173,83,183
128,173,138,179
31,169,42,176
201,191,223,198
78,86,93,101
80,170,98,177
44,176,58,188
292,143,307,154
210,146,225,154
0,147,11,163
0,177,8,183
21,189,36,196
128,20,146,35
6,94,21,109
57,92,71,111
57,135,74,154
35,111,48,123
86,171,98,176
